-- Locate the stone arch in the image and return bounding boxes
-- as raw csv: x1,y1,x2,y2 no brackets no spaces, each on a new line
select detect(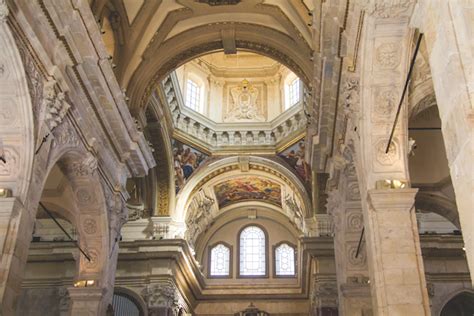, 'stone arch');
175,156,311,241
437,289,474,316
0,16,34,203
51,150,110,283
113,286,148,316
126,23,313,113
0,17,35,315
415,192,460,228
